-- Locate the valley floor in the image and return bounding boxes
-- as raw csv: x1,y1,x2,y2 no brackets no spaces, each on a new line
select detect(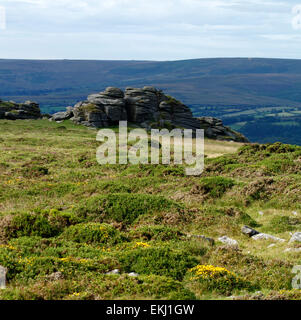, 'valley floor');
0,120,300,300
